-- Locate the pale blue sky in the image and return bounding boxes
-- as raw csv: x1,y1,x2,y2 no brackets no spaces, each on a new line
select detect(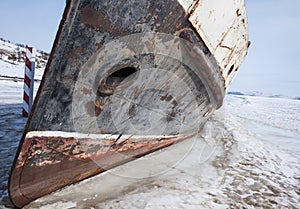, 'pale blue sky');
0,0,65,52
0,0,299,97
231,0,300,97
